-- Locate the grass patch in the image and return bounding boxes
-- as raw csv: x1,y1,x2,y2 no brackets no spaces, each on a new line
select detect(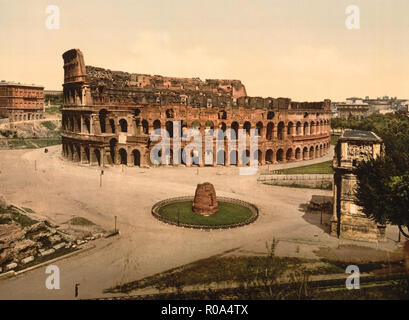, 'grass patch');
7,138,61,149
40,121,57,131
22,207,35,213
44,105,61,115
0,206,37,228
68,217,95,226
263,182,332,190
277,161,333,175
157,201,253,226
